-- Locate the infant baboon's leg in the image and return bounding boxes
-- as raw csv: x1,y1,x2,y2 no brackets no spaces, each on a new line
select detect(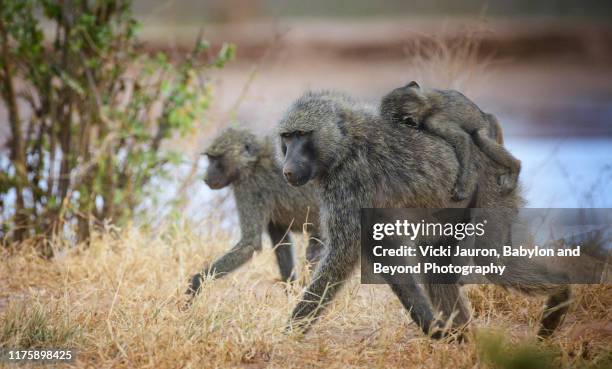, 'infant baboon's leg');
473,128,521,194
423,119,473,201
268,223,296,282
